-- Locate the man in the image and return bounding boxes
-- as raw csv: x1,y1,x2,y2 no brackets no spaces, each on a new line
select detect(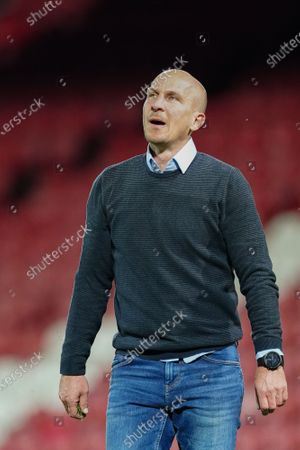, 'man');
59,69,288,450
